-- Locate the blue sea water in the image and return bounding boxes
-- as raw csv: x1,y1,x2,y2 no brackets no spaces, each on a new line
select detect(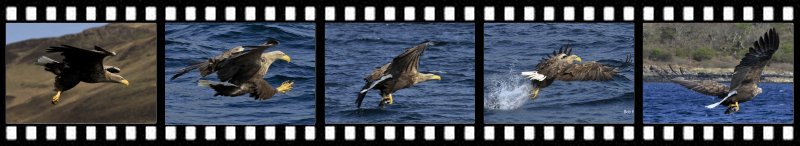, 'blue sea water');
165,23,316,125
325,23,476,124
644,82,794,124
483,23,635,124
